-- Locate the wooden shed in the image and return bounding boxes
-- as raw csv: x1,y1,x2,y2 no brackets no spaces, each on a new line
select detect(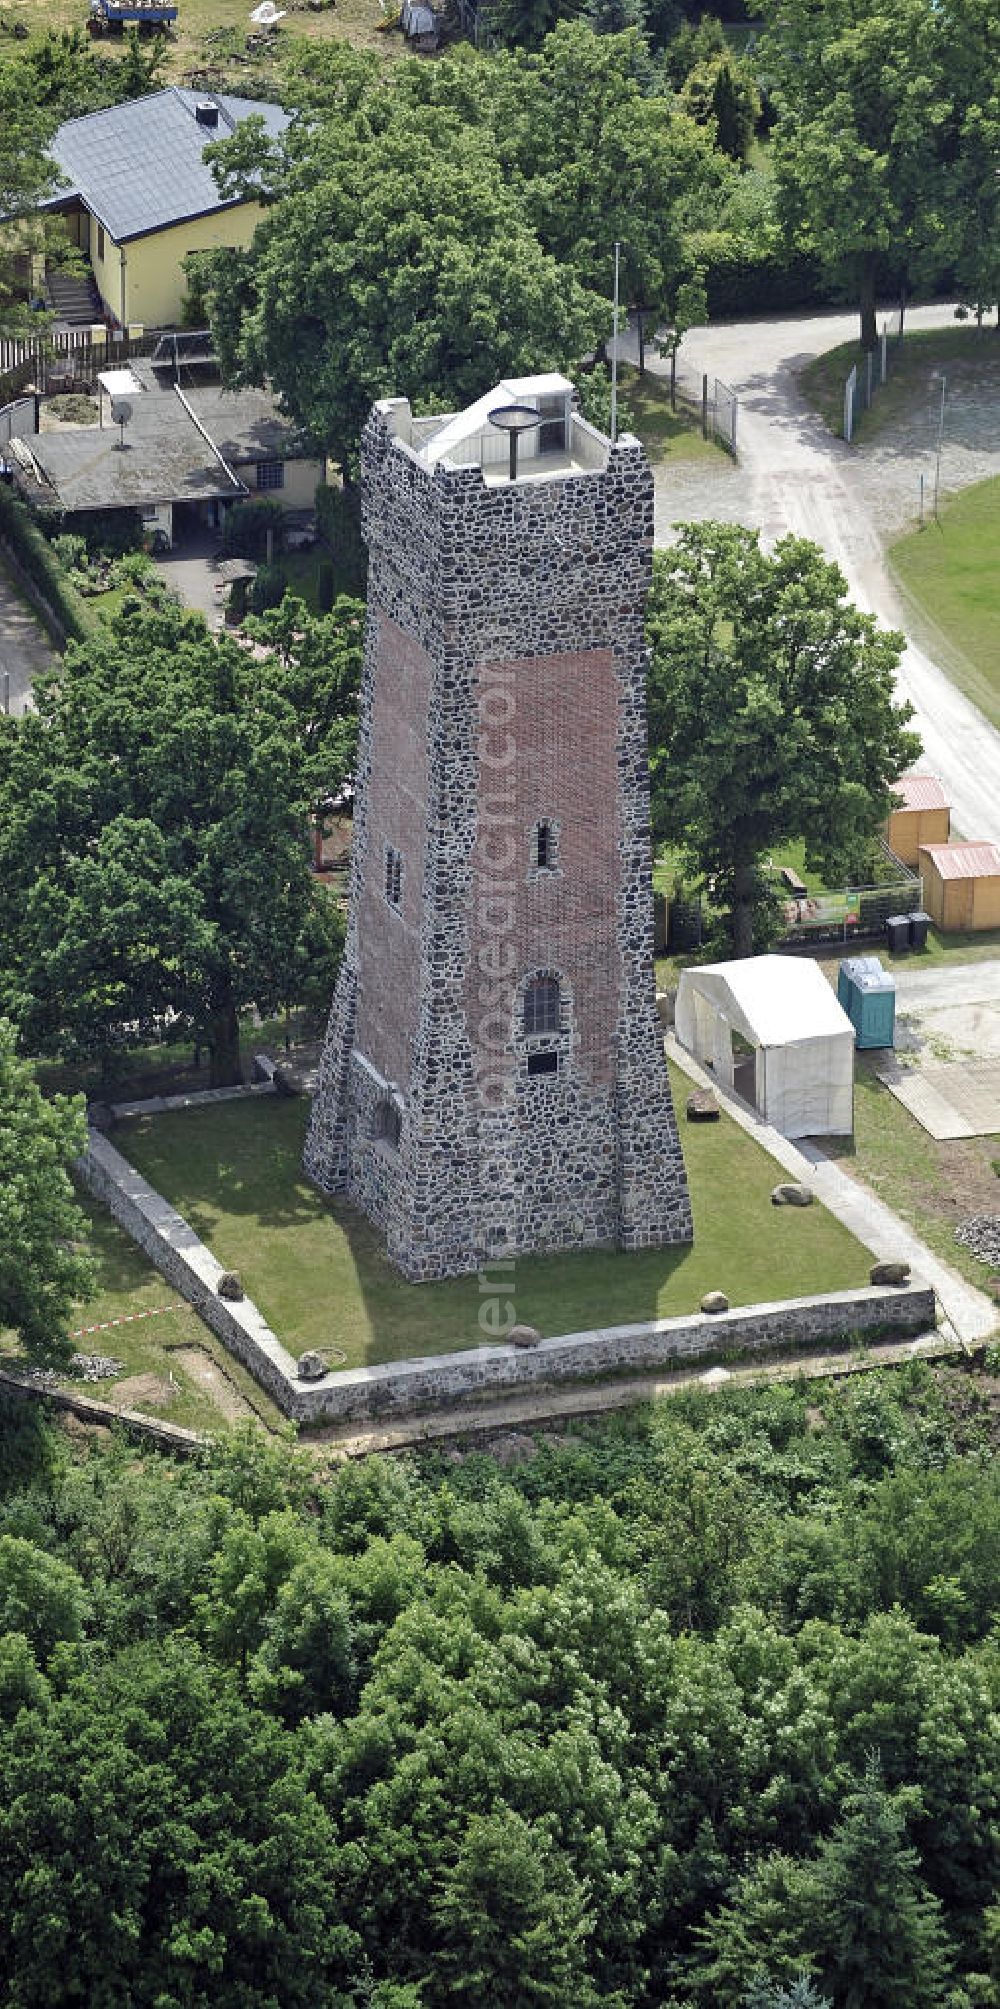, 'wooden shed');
918,841,1000,932
885,774,951,866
